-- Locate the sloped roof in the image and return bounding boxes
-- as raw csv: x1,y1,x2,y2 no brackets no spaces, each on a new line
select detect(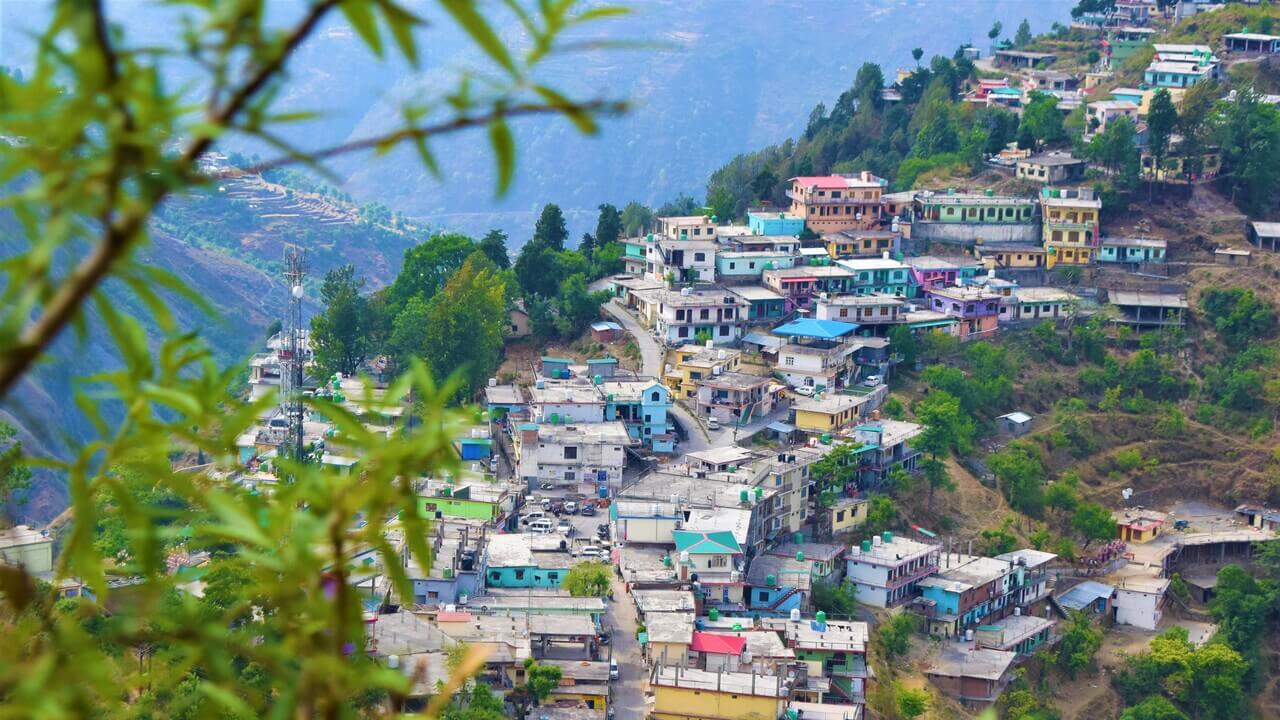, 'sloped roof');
673,530,742,555
772,318,858,340
690,631,747,656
